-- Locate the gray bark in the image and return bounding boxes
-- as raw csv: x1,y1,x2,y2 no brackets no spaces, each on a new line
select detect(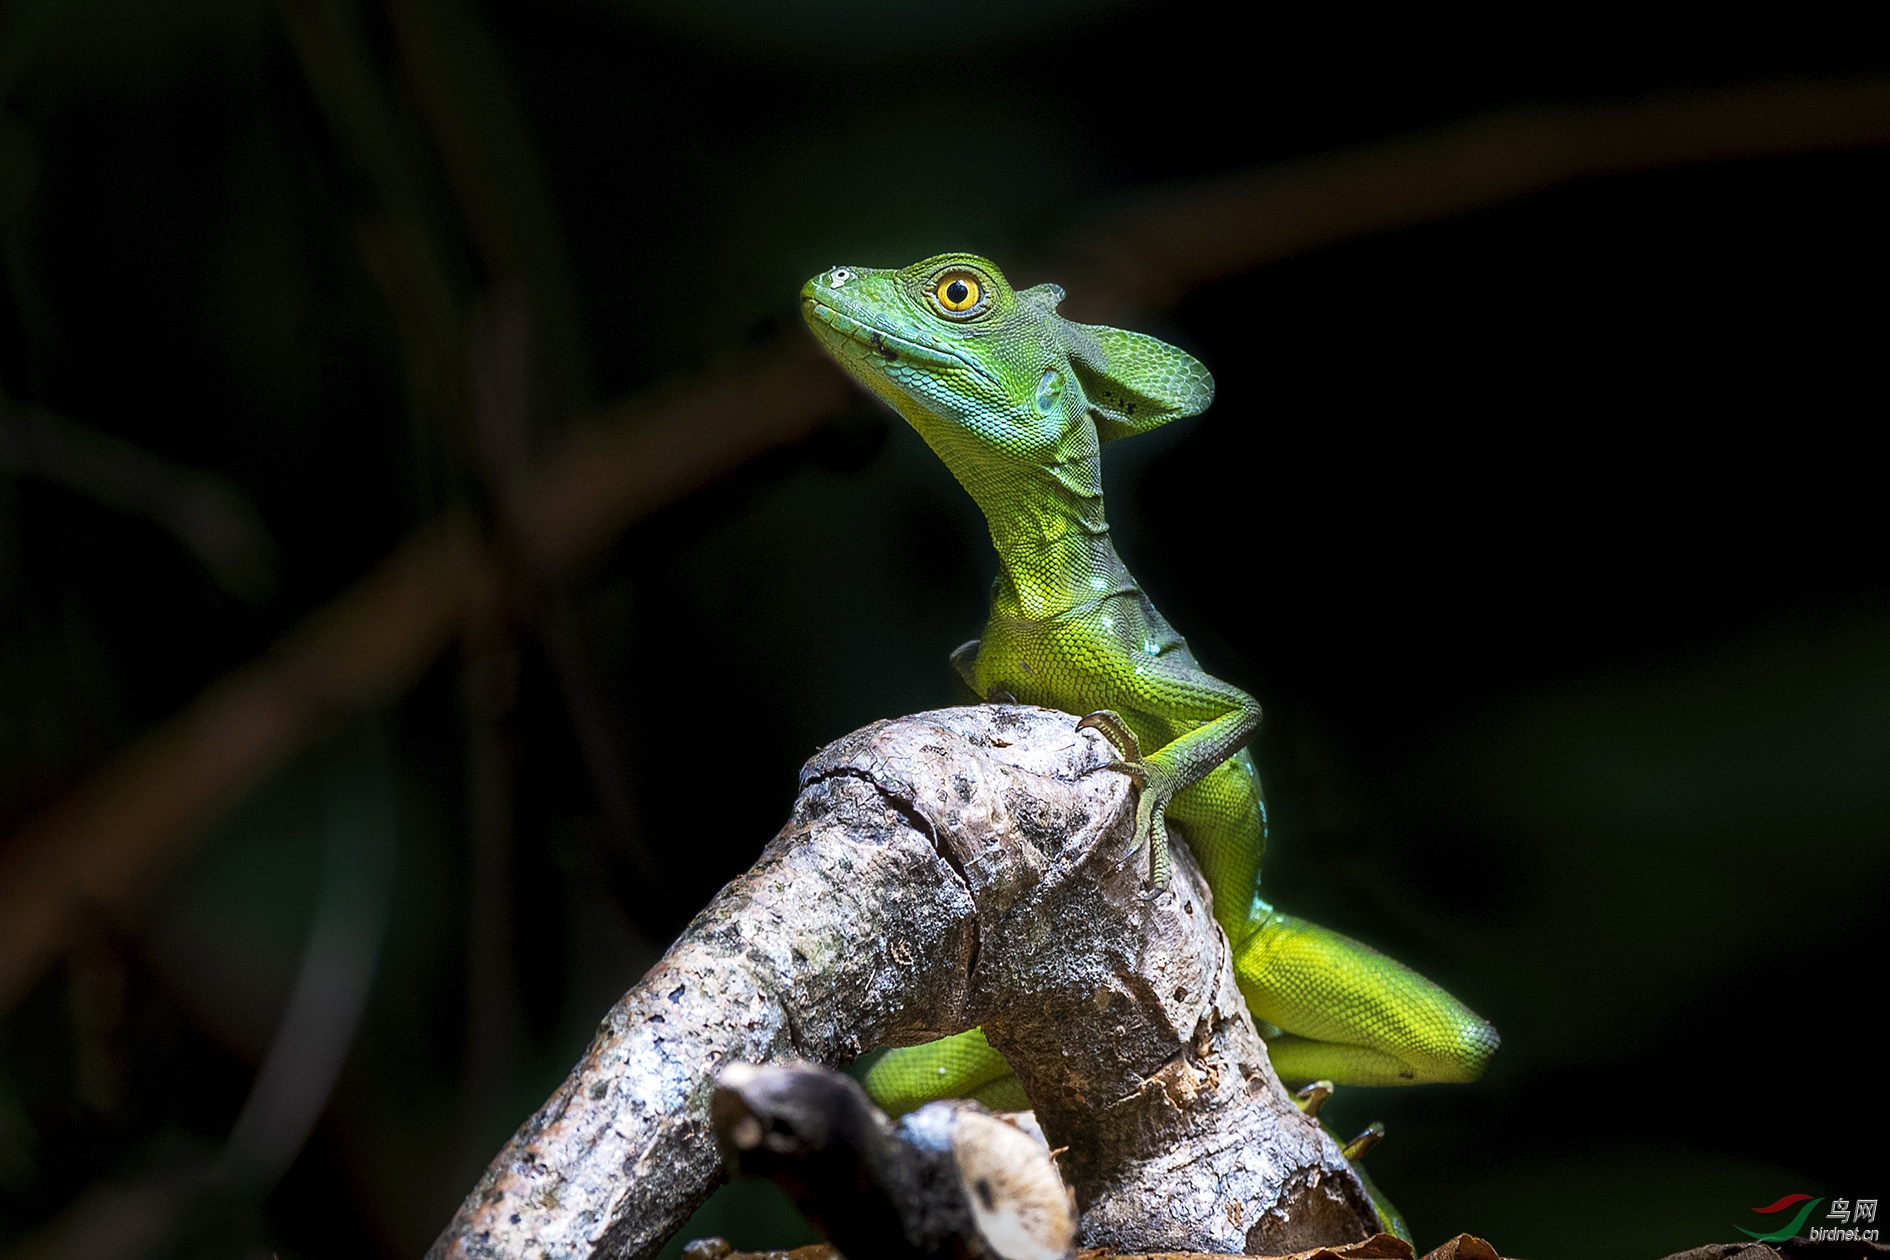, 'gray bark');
427,705,1374,1259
